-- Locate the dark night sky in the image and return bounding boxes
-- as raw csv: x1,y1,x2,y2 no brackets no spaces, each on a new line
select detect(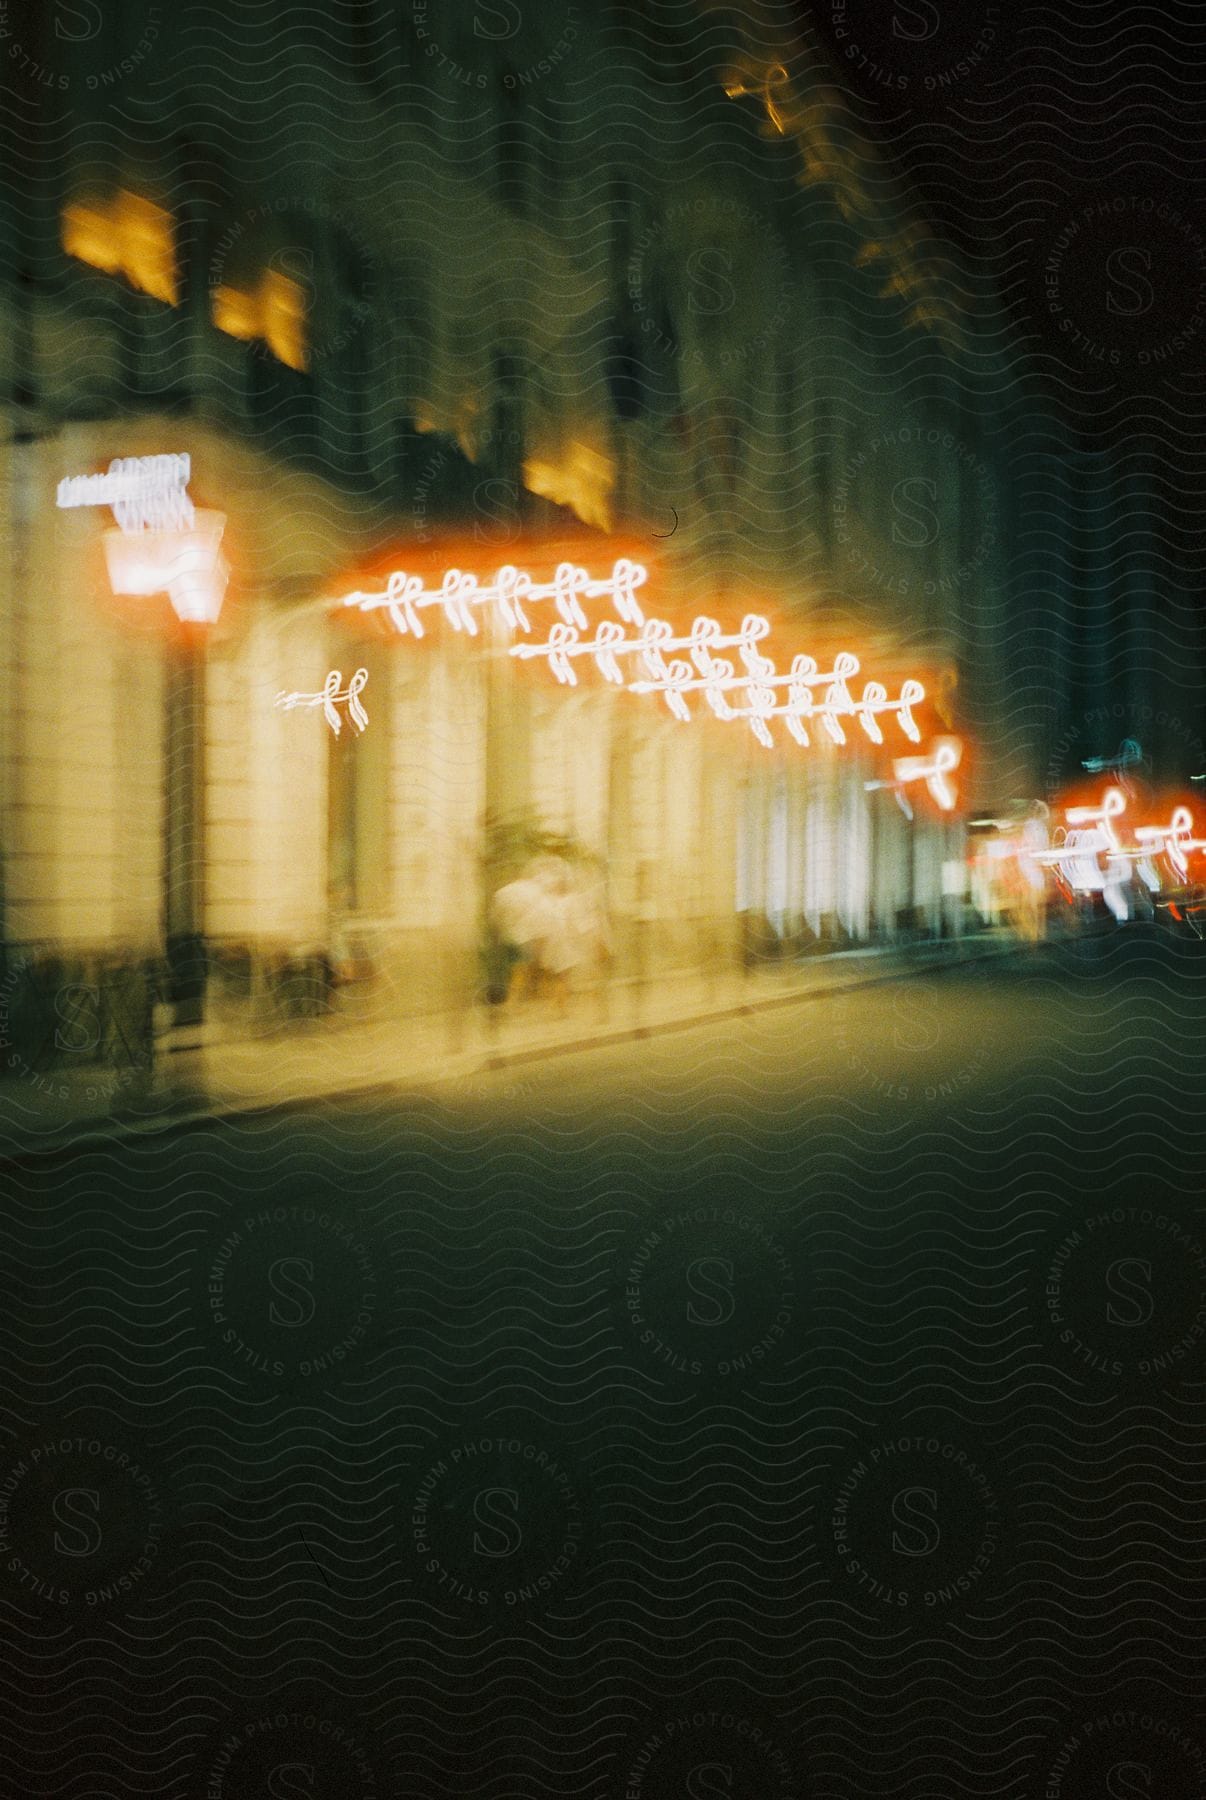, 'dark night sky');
800,0,1206,405
797,0,1206,716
